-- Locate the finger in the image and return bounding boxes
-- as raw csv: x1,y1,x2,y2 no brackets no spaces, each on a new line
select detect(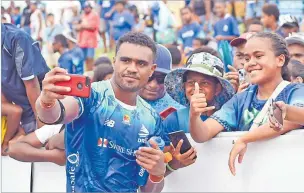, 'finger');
229,80,238,85
47,67,68,77
180,147,194,160
228,148,237,176
188,149,197,160
193,102,208,108
174,139,183,154
138,147,159,155
44,74,71,84
136,154,157,165
228,65,237,72
194,82,200,95
192,93,206,99
239,83,249,89
227,74,239,80
136,159,154,170
136,150,159,161
238,148,247,164
149,140,160,150
44,84,71,93
194,106,216,112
